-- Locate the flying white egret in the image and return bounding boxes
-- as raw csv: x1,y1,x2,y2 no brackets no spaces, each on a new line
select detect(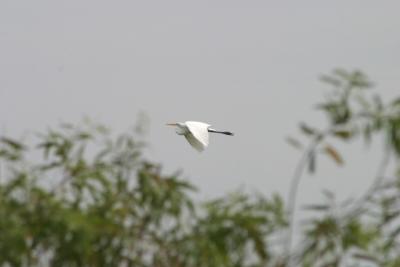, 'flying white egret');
166,121,234,152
